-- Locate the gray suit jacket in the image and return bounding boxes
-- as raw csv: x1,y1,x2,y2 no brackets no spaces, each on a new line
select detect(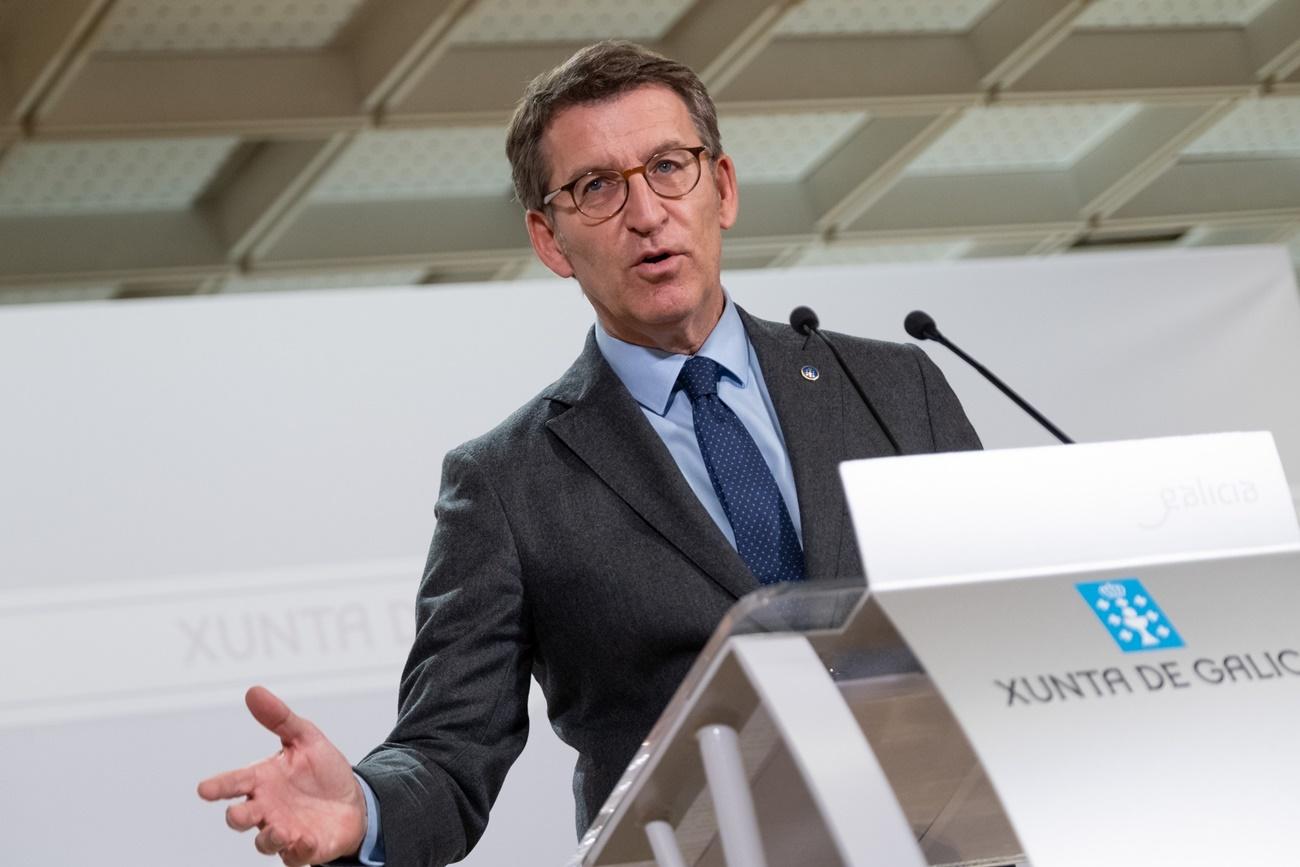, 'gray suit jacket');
354,308,980,867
